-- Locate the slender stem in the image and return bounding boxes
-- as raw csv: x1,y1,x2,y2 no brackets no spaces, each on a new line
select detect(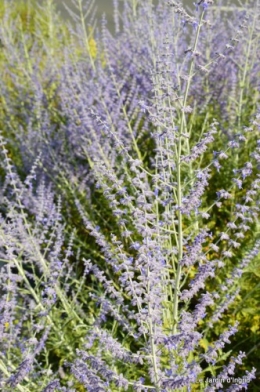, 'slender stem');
78,0,95,71
172,10,205,334
237,7,257,130
147,268,160,392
